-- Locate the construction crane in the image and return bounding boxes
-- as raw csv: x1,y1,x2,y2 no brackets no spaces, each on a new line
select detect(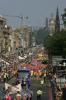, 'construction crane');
2,14,29,27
